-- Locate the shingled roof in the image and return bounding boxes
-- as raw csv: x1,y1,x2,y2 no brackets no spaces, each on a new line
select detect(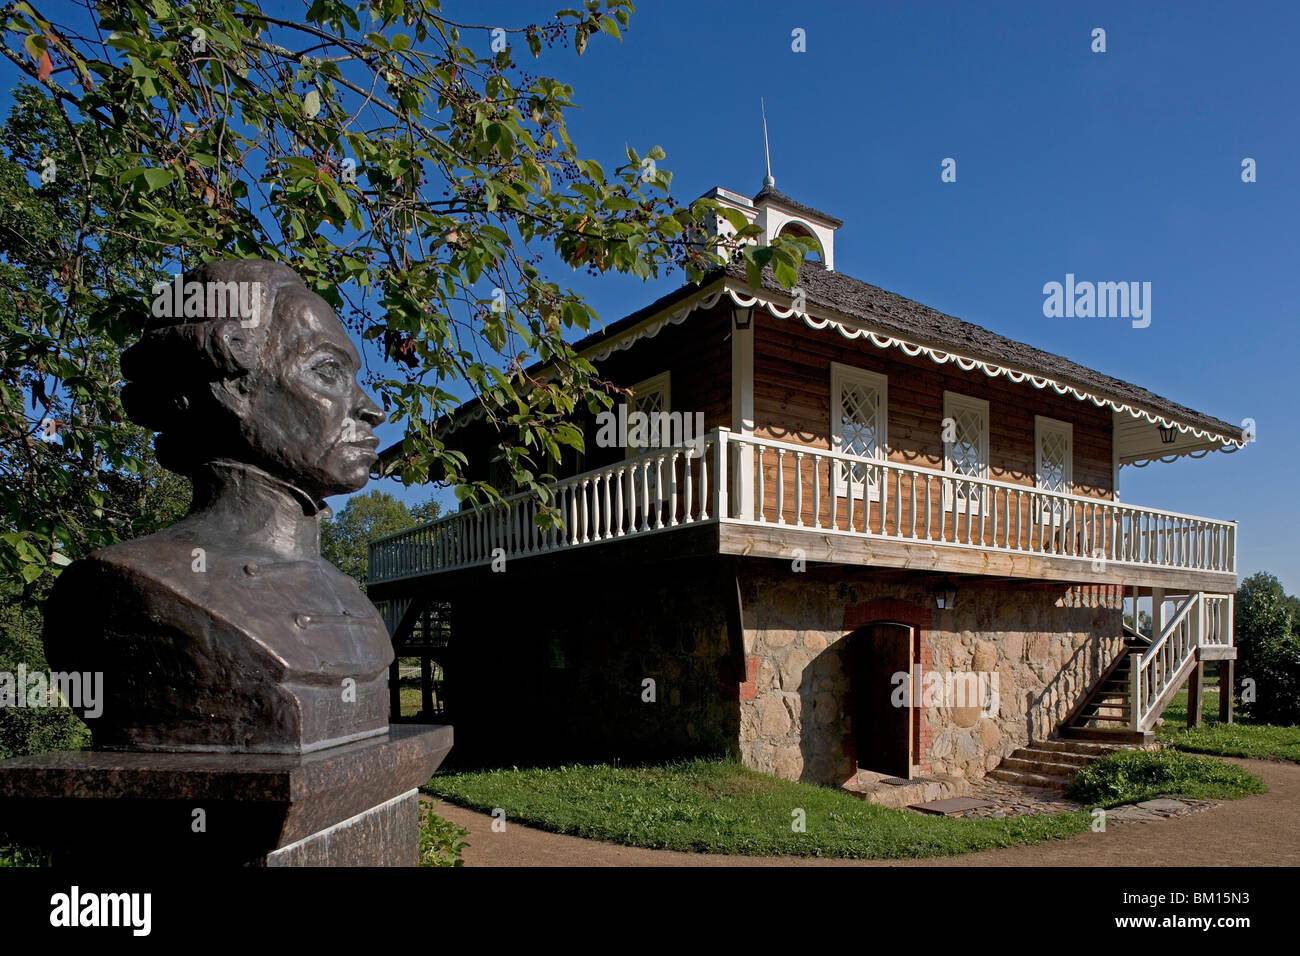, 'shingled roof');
728,259,1244,441
752,185,843,228
386,257,1244,456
